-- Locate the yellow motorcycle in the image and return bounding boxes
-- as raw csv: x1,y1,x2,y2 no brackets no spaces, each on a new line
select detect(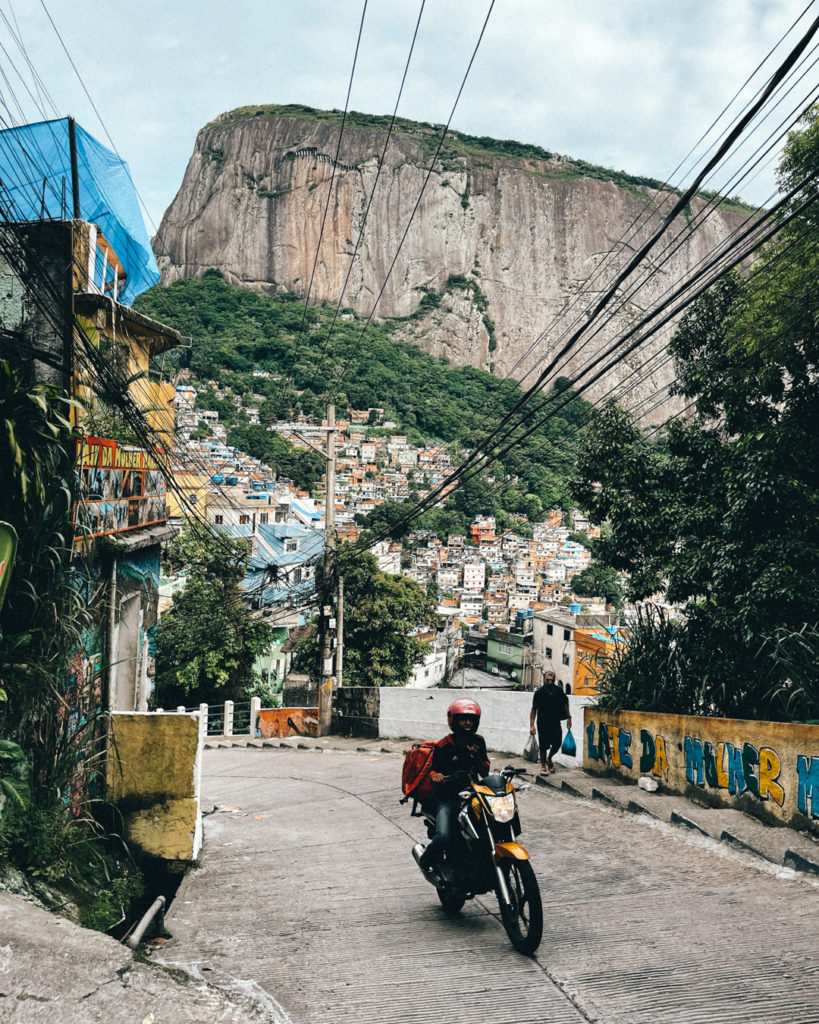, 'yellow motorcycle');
410,765,542,954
